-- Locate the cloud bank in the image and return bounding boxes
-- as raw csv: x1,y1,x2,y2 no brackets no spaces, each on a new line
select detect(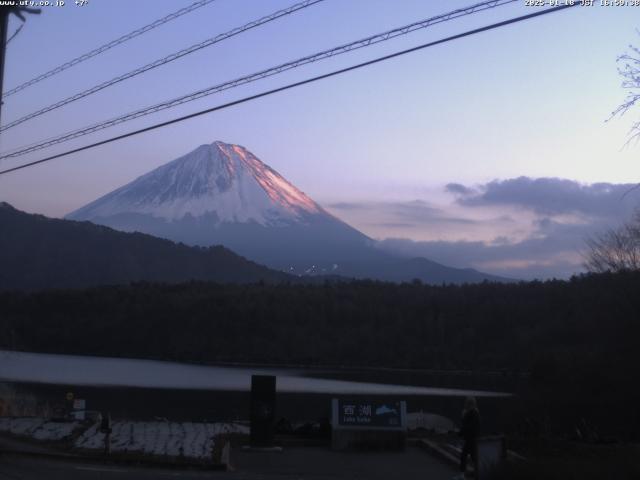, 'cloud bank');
328,177,640,280
448,177,638,218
